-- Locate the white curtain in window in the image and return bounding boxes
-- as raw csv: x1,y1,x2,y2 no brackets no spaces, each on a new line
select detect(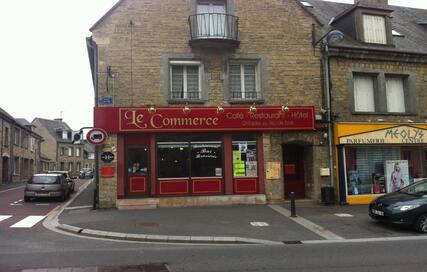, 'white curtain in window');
354,75,375,112
386,77,405,113
363,15,387,44
197,3,225,37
